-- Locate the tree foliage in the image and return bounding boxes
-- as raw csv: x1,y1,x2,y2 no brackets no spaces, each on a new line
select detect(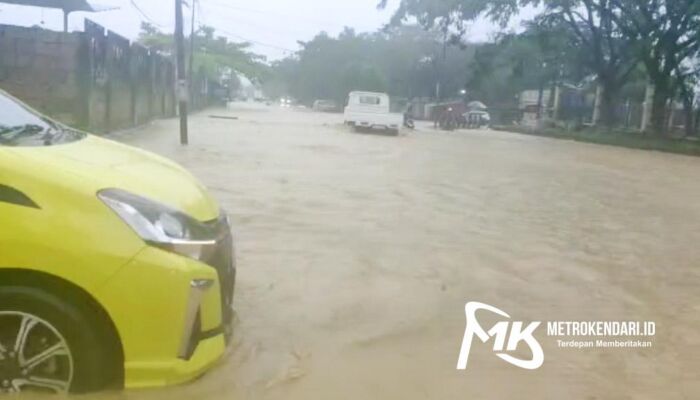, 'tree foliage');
136,22,270,83
467,22,585,106
607,0,700,132
382,0,700,133
270,26,476,106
